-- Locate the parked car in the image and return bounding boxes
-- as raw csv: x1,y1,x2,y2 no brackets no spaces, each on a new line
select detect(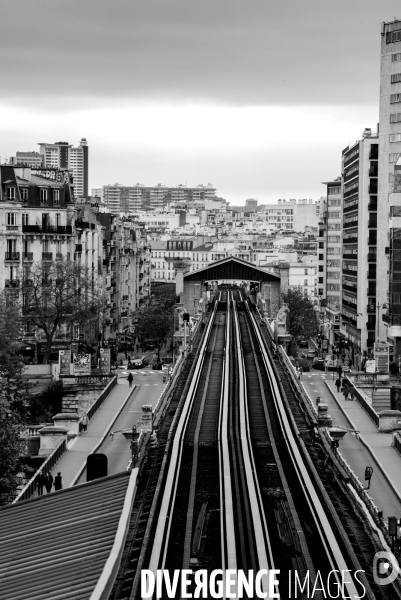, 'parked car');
312,358,325,370
302,349,316,359
131,359,145,369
